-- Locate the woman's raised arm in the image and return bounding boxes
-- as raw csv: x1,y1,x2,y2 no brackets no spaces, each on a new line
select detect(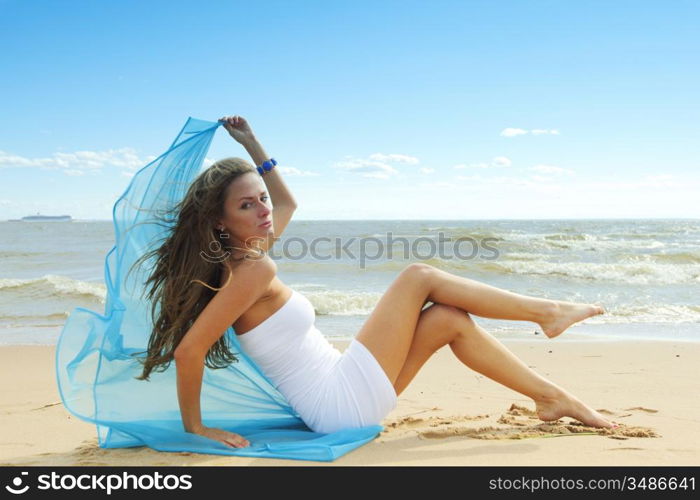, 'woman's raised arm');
220,115,298,251
220,115,298,209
